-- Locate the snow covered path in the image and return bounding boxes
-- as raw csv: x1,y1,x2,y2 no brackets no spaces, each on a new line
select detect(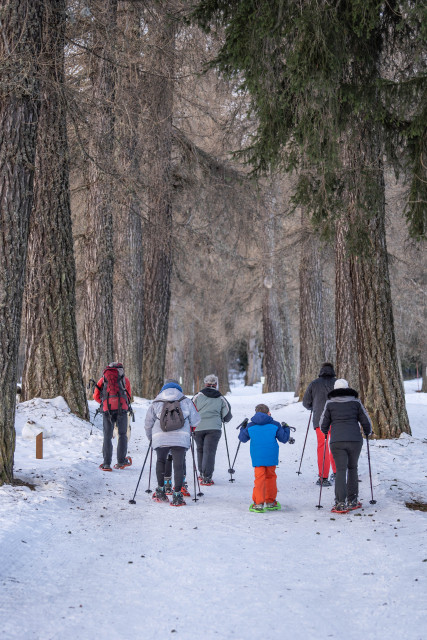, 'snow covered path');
1,381,426,640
